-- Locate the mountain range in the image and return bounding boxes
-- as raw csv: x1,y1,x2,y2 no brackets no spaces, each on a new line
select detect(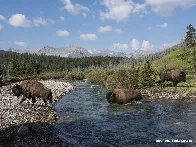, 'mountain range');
4,43,182,58
36,45,130,58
